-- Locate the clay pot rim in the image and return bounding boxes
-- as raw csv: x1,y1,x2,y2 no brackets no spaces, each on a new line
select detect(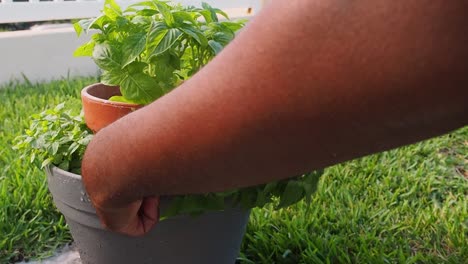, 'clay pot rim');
81,83,142,108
